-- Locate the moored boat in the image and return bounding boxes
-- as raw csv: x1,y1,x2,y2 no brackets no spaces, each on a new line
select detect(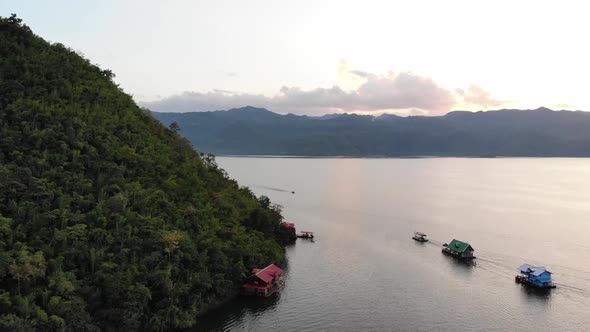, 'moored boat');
297,231,314,239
